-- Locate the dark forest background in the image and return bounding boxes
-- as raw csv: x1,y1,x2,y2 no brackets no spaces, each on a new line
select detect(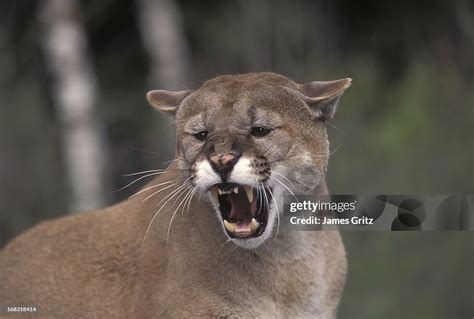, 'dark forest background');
0,1,472,318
